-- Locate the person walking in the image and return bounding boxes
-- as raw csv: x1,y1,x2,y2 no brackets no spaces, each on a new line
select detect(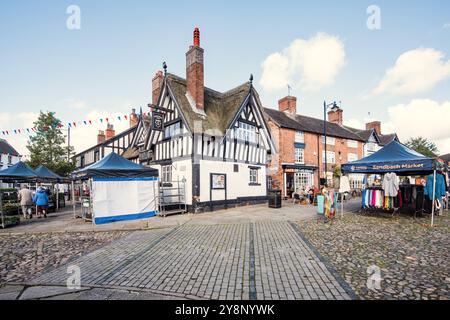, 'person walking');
33,186,49,218
18,185,34,219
